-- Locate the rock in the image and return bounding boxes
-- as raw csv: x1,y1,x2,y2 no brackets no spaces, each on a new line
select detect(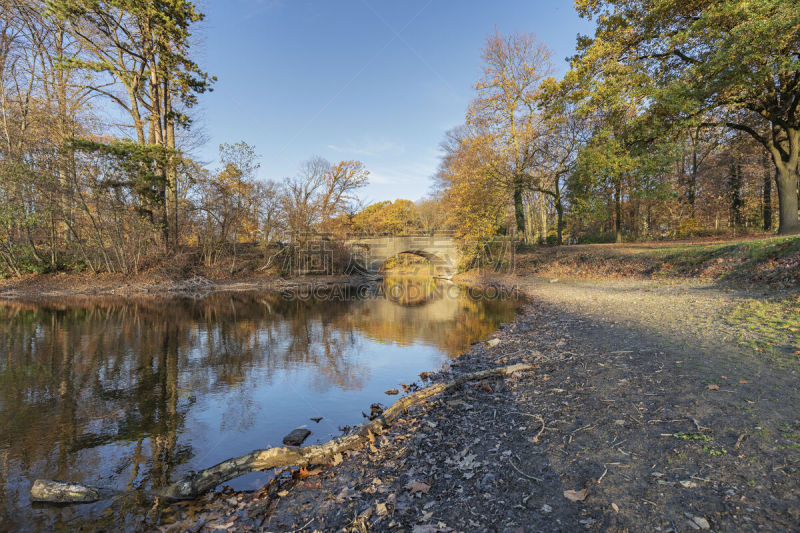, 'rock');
692,516,711,530
486,338,501,348
282,428,311,446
